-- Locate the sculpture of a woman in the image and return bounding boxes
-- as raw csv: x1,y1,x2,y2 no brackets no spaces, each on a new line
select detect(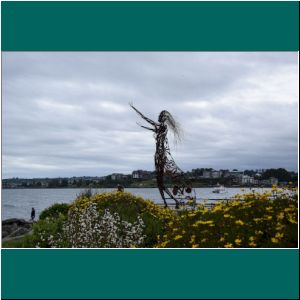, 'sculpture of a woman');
130,104,191,208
